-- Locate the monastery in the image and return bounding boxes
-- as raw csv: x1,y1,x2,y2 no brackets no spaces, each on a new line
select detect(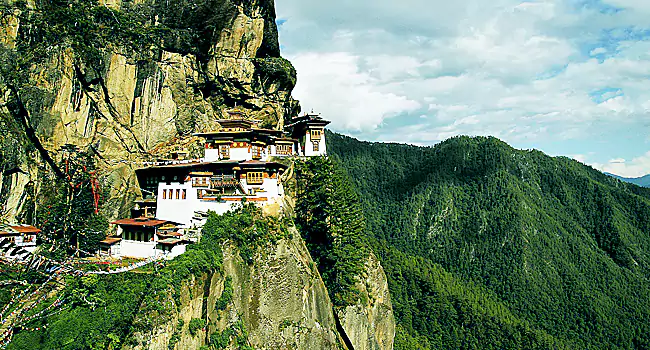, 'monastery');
101,112,331,259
